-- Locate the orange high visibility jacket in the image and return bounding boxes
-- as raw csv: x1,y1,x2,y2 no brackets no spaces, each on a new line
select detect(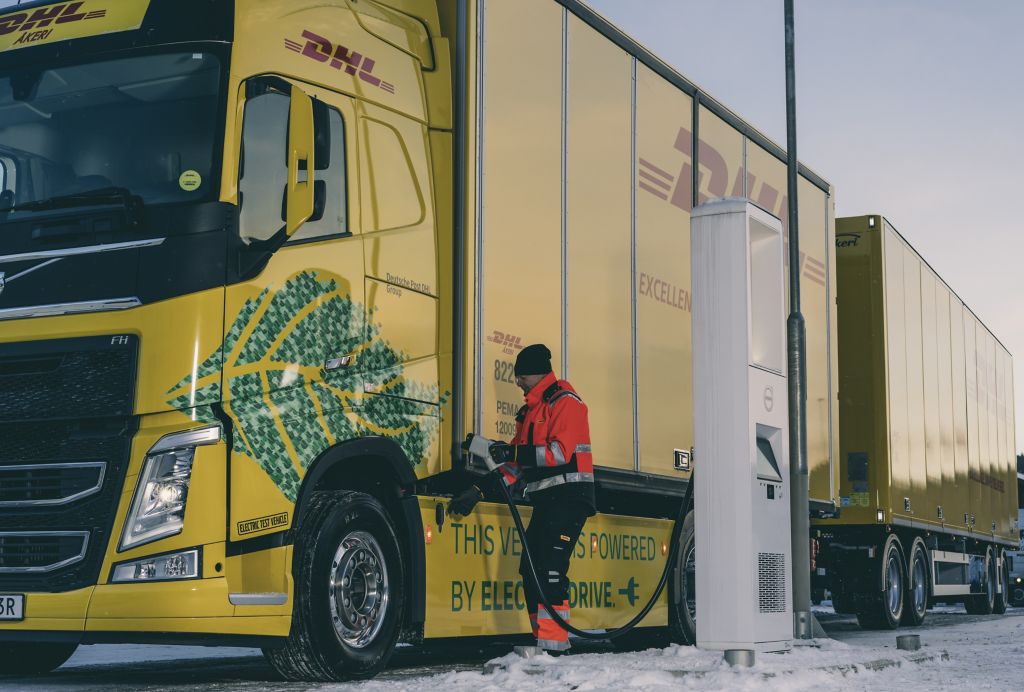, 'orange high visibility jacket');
497,372,596,510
